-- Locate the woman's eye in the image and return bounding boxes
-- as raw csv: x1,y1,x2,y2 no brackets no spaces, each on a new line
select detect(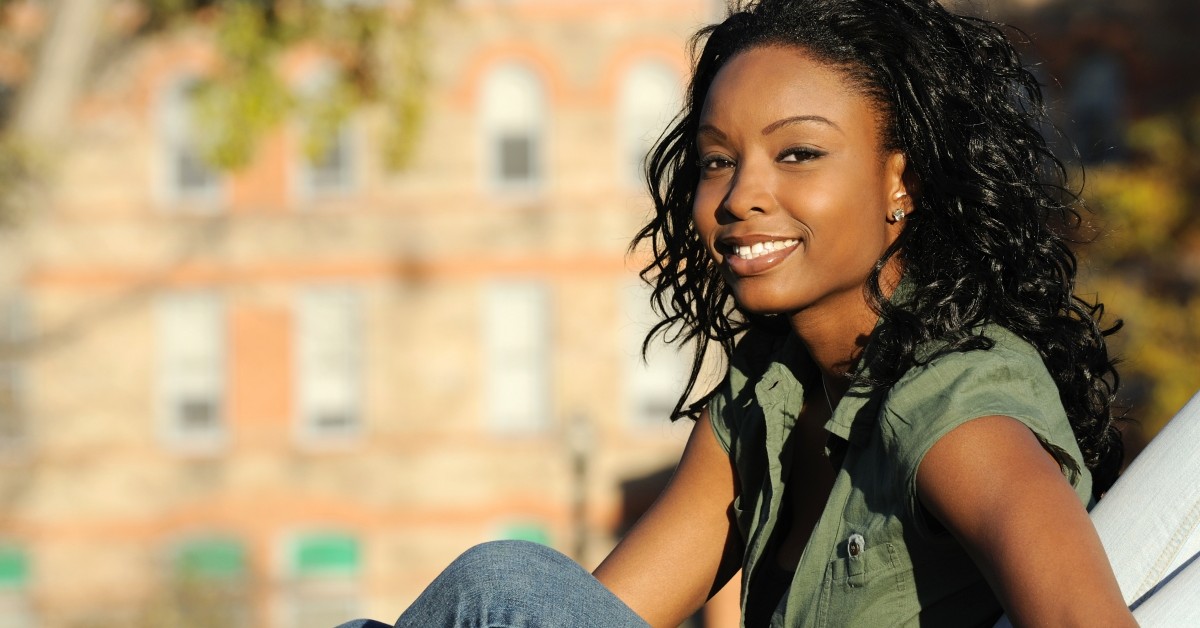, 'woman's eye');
779,147,823,163
698,155,735,172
